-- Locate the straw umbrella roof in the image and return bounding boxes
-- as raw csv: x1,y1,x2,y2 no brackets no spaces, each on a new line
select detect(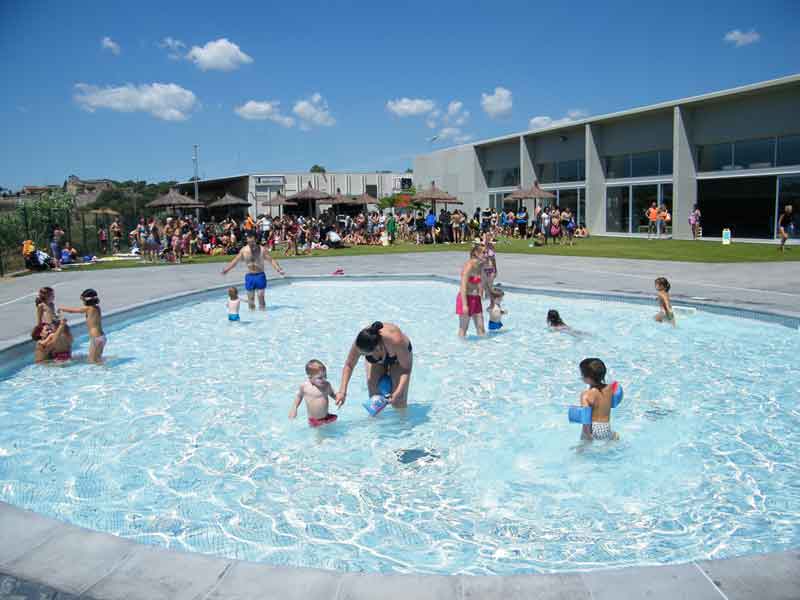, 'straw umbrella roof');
286,182,333,202
146,189,205,209
354,192,378,205
507,183,556,200
260,193,297,207
414,182,457,203
207,192,251,209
